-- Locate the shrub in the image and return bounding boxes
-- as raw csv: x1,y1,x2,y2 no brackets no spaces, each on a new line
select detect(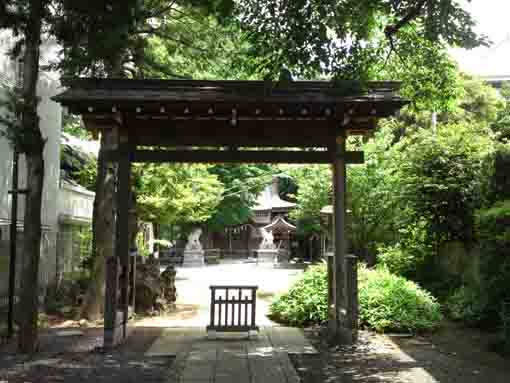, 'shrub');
445,285,487,325
358,267,442,333
269,265,328,325
270,264,443,333
377,222,432,279
477,200,510,325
